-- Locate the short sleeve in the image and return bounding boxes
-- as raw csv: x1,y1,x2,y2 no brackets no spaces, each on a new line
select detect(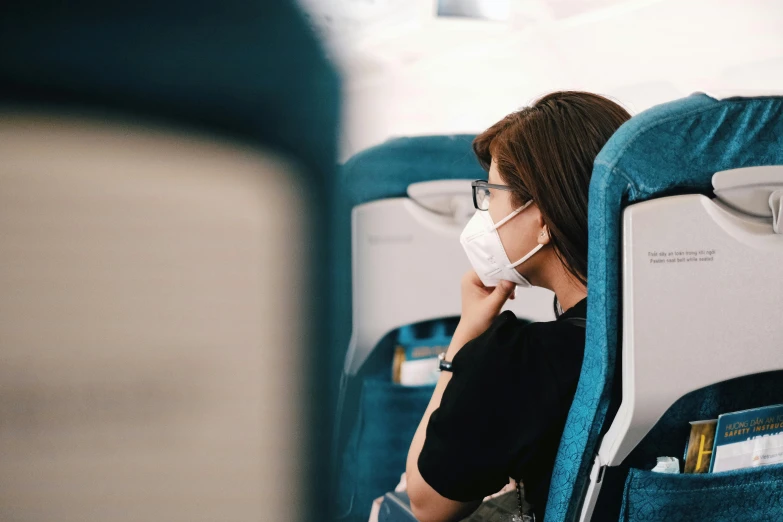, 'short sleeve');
417,311,567,502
